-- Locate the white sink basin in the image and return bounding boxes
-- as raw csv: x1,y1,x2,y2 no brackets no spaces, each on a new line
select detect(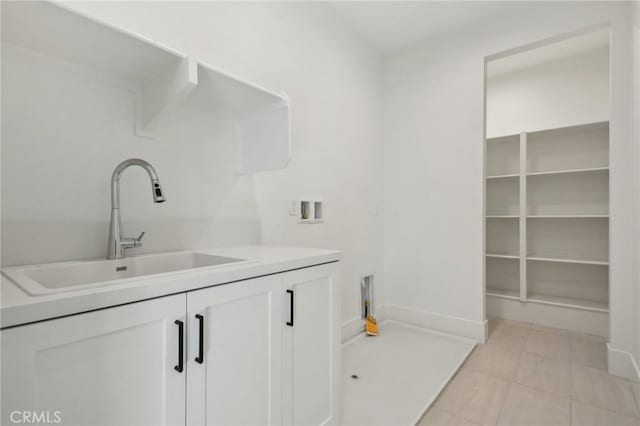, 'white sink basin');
2,251,249,296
